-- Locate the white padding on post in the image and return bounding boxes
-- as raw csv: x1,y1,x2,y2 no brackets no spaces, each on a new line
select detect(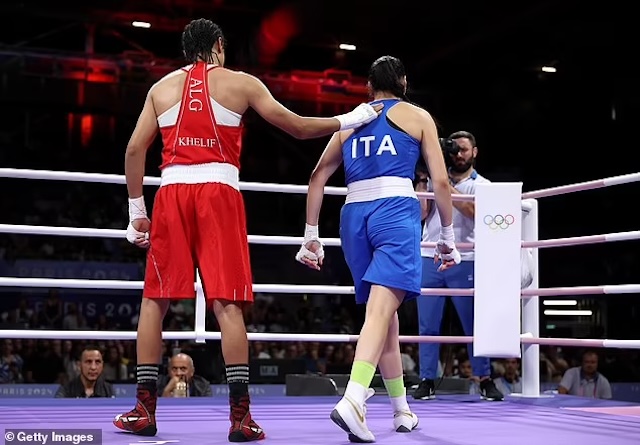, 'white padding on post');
473,182,522,358
194,272,206,344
